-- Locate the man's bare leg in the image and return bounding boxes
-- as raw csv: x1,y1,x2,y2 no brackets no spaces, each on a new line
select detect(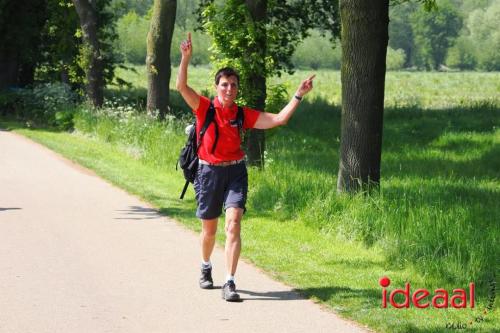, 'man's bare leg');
201,218,218,262
224,208,243,277
199,218,218,289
